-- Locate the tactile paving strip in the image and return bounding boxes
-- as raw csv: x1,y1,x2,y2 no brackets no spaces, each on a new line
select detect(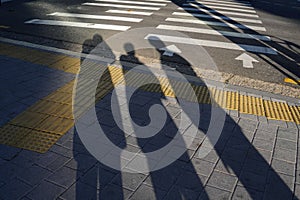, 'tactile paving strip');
0,44,299,153
109,66,300,124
